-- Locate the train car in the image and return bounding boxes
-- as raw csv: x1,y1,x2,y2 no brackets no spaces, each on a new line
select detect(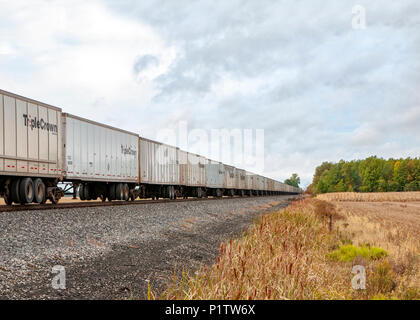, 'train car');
62,113,139,201
139,137,179,199
250,173,259,195
223,164,236,196
237,168,247,189
267,178,274,195
257,175,265,195
0,89,63,204
236,168,247,196
244,171,254,196
179,149,188,190
0,88,302,205
179,151,206,197
274,181,282,194
206,159,224,197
